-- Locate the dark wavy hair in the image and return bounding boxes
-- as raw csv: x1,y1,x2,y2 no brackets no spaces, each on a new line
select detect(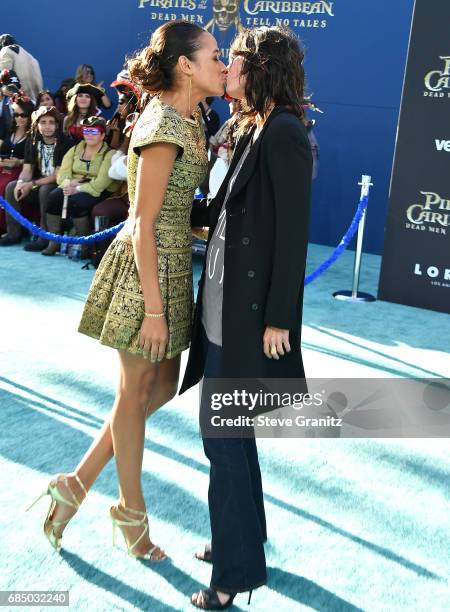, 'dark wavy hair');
128,20,205,94
10,96,34,134
36,89,56,108
229,26,306,135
